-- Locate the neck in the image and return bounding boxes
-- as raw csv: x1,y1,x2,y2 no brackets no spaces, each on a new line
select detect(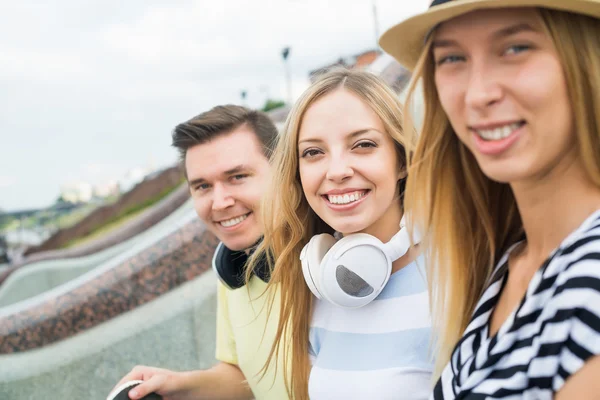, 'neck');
357,203,404,244
243,236,262,255
511,156,600,260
